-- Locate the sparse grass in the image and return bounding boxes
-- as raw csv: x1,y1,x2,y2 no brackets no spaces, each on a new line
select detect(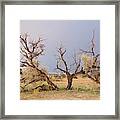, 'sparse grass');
20,75,100,100
77,85,100,95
